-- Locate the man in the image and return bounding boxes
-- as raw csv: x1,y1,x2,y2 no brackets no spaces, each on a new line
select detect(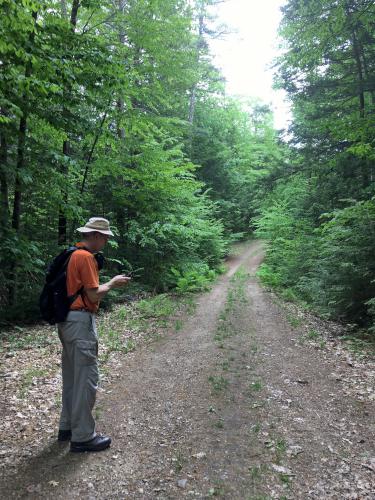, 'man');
57,217,130,452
